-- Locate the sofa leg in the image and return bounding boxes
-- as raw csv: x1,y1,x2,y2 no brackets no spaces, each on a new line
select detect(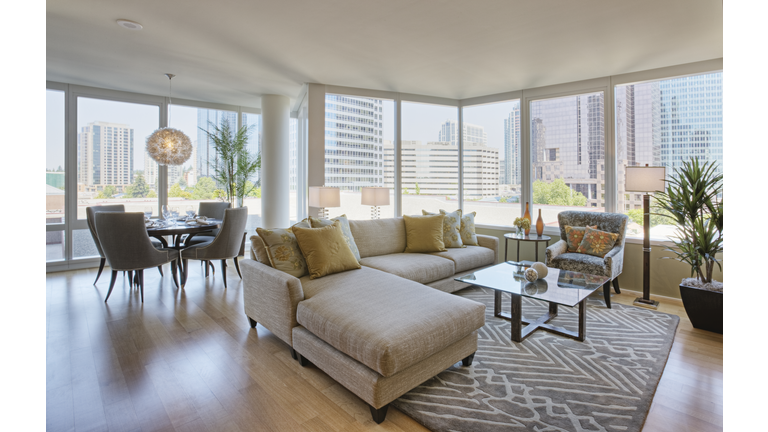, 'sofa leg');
612,278,621,294
290,348,298,361
603,281,612,309
462,352,476,367
247,316,257,328
297,352,310,367
369,404,389,424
